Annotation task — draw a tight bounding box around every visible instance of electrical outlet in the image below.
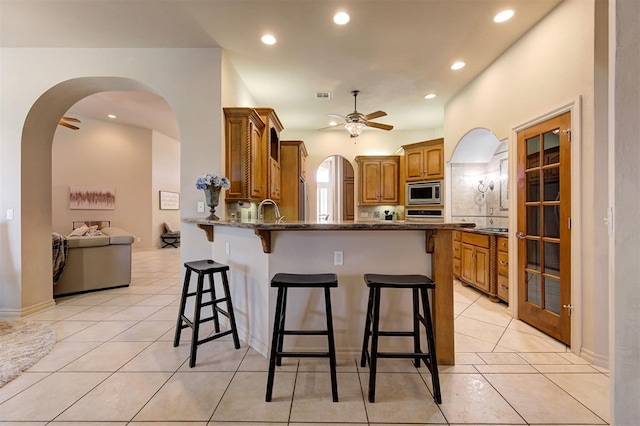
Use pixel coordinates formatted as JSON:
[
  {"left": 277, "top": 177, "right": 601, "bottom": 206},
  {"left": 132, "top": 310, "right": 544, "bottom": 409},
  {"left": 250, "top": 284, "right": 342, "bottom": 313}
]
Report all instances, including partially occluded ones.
[
  {"left": 360, "top": 212, "right": 368, "bottom": 218},
  {"left": 225, "top": 242, "right": 230, "bottom": 255},
  {"left": 197, "top": 201, "right": 205, "bottom": 213},
  {"left": 136, "top": 237, "right": 141, "bottom": 242},
  {"left": 6, "top": 209, "right": 13, "bottom": 220},
  {"left": 333, "top": 251, "right": 343, "bottom": 266}
]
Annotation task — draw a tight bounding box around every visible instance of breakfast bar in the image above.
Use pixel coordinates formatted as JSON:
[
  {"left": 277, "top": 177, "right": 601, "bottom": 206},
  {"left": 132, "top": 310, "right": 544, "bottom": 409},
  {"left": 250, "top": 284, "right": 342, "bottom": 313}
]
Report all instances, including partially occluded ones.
[{"left": 185, "top": 219, "right": 474, "bottom": 365}]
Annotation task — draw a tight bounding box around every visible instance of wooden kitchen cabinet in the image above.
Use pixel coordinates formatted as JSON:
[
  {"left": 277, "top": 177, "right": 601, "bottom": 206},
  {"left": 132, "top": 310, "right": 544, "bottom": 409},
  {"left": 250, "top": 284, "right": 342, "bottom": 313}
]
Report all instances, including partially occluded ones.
[
  {"left": 355, "top": 156, "right": 400, "bottom": 205},
  {"left": 497, "top": 236, "right": 509, "bottom": 302},
  {"left": 403, "top": 138, "right": 444, "bottom": 181},
  {"left": 279, "top": 140, "right": 308, "bottom": 221},
  {"left": 223, "top": 108, "right": 266, "bottom": 201},
  {"left": 255, "top": 108, "right": 284, "bottom": 202},
  {"left": 459, "top": 232, "right": 493, "bottom": 294}
]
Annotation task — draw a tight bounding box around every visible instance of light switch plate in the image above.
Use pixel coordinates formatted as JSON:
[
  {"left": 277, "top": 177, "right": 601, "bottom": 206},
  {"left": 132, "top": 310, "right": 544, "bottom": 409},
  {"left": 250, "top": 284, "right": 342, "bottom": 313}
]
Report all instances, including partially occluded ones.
[
  {"left": 333, "top": 251, "right": 343, "bottom": 266},
  {"left": 197, "top": 201, "right": 205, "bottom": 213}
]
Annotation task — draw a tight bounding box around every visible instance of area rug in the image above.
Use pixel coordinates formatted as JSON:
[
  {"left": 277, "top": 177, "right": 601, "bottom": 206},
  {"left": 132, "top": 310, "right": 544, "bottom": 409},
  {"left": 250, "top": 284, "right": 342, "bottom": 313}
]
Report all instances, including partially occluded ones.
[{"left": 0, "top": 319, "right": 56, "bottom": 387}]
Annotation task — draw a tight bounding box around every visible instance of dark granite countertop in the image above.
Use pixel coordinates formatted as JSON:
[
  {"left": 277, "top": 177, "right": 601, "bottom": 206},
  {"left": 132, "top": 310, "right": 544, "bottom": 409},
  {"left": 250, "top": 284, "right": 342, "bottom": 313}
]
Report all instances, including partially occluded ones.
[
  {"left": 460, "top": 227, "right": 510, "bottom": 236},
  {"left": 184, "top": 218, "right": 476, "bottom": 231}
]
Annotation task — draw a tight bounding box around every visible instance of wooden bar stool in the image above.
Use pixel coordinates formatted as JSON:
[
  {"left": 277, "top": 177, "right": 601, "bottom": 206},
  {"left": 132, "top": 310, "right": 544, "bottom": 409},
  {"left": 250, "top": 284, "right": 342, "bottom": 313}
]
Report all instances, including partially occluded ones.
[
  {"left": 360, "top": 273, "right": 441, "bottom": 404},
  {"left": 265, "top": 273, "right": 339, "bottom": 402},
  {"left": 173, "top": 259, "right": 241, "bottom": 367}
]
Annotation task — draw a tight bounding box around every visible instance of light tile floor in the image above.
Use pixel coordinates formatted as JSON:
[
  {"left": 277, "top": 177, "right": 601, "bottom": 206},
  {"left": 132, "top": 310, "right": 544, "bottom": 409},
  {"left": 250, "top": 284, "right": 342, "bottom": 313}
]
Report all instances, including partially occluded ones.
[{"left": 0, "top": 248, "right": 610, "bottom": 425}]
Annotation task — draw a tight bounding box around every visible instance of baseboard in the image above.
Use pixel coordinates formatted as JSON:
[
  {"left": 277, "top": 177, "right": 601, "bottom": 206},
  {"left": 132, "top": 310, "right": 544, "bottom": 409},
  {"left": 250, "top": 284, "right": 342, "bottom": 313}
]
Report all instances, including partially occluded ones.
[
  {"left": 580, "top": 347, "right": 609, "bottom": 369},
  {"left": 0, "top": 299, "right": 56, "bottom": 318}
]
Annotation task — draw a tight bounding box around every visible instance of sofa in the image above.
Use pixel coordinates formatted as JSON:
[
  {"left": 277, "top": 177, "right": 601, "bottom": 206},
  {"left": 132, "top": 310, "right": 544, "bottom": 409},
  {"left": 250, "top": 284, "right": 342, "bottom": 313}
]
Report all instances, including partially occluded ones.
[{"left": 54, "top": 226, "right": 135, "bottom": 297}]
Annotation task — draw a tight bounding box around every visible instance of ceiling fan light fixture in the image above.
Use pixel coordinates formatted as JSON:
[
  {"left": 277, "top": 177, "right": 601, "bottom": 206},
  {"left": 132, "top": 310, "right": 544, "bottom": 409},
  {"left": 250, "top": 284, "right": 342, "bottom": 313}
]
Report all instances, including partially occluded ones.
[
  {"left": 345, "top": 121, "right": 366, "bottom": 137},
  {"left": 333, "top": 11, "right": 350, "bottom": 25}
]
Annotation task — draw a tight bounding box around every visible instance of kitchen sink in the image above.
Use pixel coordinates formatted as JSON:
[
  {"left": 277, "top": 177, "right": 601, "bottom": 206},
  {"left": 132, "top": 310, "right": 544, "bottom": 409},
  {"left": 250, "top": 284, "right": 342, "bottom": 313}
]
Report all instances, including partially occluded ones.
[{"left": 477, "top": 227, "right": 509, "bottom": 233}]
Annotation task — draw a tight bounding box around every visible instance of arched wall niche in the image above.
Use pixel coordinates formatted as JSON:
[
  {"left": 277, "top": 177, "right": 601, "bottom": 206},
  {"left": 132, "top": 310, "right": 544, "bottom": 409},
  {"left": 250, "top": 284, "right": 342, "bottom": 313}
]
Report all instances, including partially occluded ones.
[
  {"left": 21, "top": 76, "right": 167, "bottom": 310},
  {"left": 450, "top": 127, "right": 501, "bottom": 164}
]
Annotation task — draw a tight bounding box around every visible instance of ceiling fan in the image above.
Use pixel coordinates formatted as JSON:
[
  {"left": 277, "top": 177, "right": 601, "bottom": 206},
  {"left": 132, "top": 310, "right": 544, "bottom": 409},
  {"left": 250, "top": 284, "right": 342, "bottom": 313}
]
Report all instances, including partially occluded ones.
[
  {"left": 324, "top": 90, "right": 394, "bottom": 138},
  {"left": 58, "top": 116, "right": 81, "bottom": 130}
]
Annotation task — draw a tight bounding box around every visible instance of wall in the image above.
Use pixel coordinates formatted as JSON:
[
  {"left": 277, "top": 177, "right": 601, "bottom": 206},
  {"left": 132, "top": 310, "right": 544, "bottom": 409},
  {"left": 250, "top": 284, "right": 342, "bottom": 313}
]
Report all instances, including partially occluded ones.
[
  {"left": 0, "top": 47, "right": 223, "bottom": 315},
  {"left": 444, "top": 0, "right": 608, "bottom": 363},
  {"left": 52, "top": 116, "right": 151, "bottom": 245},
  {"left": 151, "top": 130, "right": 181, "bottom": 248}
]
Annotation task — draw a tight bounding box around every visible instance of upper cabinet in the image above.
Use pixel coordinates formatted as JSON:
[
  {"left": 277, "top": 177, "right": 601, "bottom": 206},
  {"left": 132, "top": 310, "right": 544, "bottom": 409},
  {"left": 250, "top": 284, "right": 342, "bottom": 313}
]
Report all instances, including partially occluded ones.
[
  {"left": 255, "top": 108, "right": 284, "bottom": 202},
  {"left": 355, "top": 156, "right": 400, "bottom": 205},
  {"left": 403, "top": 138, "right": 444, "bottom": 181},
  {"left": 223, "top": 108, "right": 266, "bottom": 202}
]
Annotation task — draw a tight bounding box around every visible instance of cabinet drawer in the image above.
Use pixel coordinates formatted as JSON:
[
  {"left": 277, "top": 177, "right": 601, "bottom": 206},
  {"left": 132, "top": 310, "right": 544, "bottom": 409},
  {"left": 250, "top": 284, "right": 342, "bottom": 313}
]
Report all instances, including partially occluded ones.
[
  {"left": 453, "top": 258, "right": 461, "bottom": 277},
  {"left": 453, "top": 241, "right": 461, "bottom": 259},
  {"left": 498, "top": 236, "right": 509, "bottom": 252},
  {"left": 498, "top": 252, "right": 509, "bottom": 276},
  {"left": 453, "top": 231, "right": 461, "bottom": 241},
  {"left": 461, "top": 232, "right": 490, "bottom": 248},
  {"left": 497, "top": 275, "right": 509, "bottom": 300}
]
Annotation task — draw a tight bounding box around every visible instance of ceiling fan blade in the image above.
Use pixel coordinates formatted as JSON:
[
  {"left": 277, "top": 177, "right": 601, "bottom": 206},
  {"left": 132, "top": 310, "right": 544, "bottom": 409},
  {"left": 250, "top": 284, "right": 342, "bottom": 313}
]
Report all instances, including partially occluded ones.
[
  {"left": 366, "top": 121, "right": 393, "bottom": 131},
  {"left": 58, "top": 121, "right": 79, "bottom": 130},
  {"left": 61, "top": 116, "right": 81, "bottom": 123},
  {"left": 317, "top": 123, "right": 344, "bottom": 131},
  {"left": 363, "top": 110, "right": 387, "bottom": 120},
  {"left": 327, "top": 113, "right": 346, "bottom": 119}
]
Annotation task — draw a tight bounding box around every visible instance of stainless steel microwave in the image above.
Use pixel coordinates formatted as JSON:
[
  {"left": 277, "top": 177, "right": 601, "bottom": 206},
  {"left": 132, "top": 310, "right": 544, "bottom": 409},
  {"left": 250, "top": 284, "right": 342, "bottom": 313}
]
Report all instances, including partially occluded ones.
[{"left": 406, "top": 180, "right": 442, "bottom": 205}]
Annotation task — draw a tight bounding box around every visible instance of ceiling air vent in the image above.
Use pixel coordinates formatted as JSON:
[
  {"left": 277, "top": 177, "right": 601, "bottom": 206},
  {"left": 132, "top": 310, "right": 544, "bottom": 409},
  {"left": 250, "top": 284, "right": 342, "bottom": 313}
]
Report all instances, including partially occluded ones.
[{"left": 315, "top": 92, "right": 331, "bottom": 100}]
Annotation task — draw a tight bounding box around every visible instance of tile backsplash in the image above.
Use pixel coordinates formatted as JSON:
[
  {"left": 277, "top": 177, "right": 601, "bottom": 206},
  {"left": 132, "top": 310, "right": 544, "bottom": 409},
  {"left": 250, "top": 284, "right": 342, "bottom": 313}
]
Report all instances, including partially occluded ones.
[{"left": 450, "top": 143, "right": 509, "bottom": 229}]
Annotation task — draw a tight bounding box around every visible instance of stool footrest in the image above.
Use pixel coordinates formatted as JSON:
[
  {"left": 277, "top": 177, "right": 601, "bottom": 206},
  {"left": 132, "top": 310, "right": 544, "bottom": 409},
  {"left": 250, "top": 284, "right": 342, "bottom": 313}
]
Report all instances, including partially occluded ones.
[
  {"left": 373, "top": 331, "right": 416, "bottom": 337},
  {"left": 376, "top": 351, "right": 432, "bottom": 359},
  {"left": 198, "top": 329, "right": 234, "bottom": 345}
]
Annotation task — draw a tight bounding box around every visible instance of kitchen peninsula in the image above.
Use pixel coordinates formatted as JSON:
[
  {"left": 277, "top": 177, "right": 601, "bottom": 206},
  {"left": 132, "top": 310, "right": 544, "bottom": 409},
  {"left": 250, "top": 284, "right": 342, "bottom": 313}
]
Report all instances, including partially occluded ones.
[{"left": 184, "top": 219, "right": 474, "bottom": 365}]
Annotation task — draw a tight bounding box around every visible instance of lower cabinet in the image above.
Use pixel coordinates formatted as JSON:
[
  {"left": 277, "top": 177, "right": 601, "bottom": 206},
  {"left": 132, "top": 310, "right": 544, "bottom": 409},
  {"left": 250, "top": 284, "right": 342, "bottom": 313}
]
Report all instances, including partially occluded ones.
[
  {"left": 454, "top": 230, "right": 508, "bottom": 303},
  {"left": 497, "top": 236, "right": 509, "bottom": 302}
]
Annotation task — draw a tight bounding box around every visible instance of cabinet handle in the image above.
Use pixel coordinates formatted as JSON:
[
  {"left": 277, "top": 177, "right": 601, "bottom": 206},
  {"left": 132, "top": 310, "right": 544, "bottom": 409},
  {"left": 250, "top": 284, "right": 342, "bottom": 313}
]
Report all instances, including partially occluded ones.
[
  {"left": 499, "top": 260, "right": 508, "bottom": 266},
  {"left": 500, "top": 284, "right": 508, "bottom": 290}
]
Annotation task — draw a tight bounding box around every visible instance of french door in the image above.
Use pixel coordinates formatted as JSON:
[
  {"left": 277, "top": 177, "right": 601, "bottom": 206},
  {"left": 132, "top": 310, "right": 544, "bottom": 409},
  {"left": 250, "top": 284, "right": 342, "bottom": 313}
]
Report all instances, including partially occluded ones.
[{"left": 516, "top": 111, "right": 571, "bottom": 344}]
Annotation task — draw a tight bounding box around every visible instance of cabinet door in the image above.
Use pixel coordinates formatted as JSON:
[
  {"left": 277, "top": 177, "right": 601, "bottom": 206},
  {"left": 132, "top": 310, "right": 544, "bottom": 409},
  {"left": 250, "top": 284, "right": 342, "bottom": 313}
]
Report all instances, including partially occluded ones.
[
  {"left": 474, "top": 246, "right": 491, "bottom": 291},
  {"left": 360, "top": 161, "right": 381, "bottom": 204},
  {"left": 405, "top": 148, "right": 424, "bottom": 181},
  {"left": 424, "top": 145, "right": 444, "bottom": 179},
  {"left": 269, "top": 158, "right": 281, "bottom": 200},
  {"left": 379, "top": 159, "right": 398, "bottom": 203},
  {"left": 249, "top": 122, "right": 265, "bottom": 199},
  {"left": 460, "top": 243, "right": 475, "bottom": 283}
]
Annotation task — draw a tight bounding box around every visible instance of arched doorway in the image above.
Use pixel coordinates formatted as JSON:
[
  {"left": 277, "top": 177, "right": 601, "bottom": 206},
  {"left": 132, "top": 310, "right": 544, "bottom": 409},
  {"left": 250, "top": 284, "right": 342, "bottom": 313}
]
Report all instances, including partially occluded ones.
[
  {"left": 316, "top": 155, "right": 355, "bottom": 222},
  {"left": 21, "top": 77, "right": 177, "bottom": 312}
]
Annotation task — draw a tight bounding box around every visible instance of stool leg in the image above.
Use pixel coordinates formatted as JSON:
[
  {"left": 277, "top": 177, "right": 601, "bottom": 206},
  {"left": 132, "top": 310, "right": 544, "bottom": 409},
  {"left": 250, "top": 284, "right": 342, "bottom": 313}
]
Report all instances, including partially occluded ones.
[
  {"left": 412, "top": 287, "right": 422, "bottom": 368},
  {"left": 360, "top": 286, "right": 374, "bottom": 367},
  {"left": 208, "top": 272, "right": 221, "bottom": 333},
  {"left": 173, "top": 268, "right": 192, "bottom": 347},
  {"left": 275, "top": 286, "right": 288, "bottom": 367},
  {"left": 189, "top": 272, "right": 206, "bottom": 368},
  {"left": 266, "top": 286, "right": 285, "bottom": 402},
  {"left": 324, "top": 286, "right": 339, "bottom": 402},
  {"left": 368, "top": 287, "right": 381, "bottom": 403},
  {"left": 421, "top": 287, "right": 442, "bottom": 404},
  {"left": 221, "top": 270, "right": 241, "bottom": 349}
]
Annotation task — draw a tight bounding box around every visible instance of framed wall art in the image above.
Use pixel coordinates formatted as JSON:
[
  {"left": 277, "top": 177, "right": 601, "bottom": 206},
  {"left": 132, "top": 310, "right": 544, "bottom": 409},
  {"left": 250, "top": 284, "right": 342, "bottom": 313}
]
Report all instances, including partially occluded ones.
[
  {"left": 69, "top": 186, "right": 115, "bottom": 210},
  {"left": 159, "top": 191, "right": 180, "bottom": 210},
  {"left": 499, "top": 158, "right": 509, "bottom": 211}
]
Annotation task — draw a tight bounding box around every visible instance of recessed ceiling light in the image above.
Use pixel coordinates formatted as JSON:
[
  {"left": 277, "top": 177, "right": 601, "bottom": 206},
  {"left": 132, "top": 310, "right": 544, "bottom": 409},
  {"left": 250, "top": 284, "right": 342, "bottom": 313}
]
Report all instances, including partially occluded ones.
[
  {"left": 329, "top": 121, "right": 338, "bottom": 126},
  {"left": 107, "top": 114, "right": 117, "bottom": 119},
  {"left": 261, "top": 34, "right": 276, "bottom": 45},
  {"left": 424, "top": 93, "right": 437, "bottom": 100},
  {"left": 333, "top": 11, "right": 350, "bottom": 25},
  {"left": 493, "top": 9, "right": 515, "bottom": 23},
  {"left": 450, "top": 61, "right": 466, "bottom": 71}
]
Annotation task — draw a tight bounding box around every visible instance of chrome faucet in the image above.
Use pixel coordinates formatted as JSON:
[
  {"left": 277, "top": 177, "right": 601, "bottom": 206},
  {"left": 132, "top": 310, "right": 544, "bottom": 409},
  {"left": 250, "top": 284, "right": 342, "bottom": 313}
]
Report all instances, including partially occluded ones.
[{"left": 257, "top": 199, "right": 285, "bottom": 223}]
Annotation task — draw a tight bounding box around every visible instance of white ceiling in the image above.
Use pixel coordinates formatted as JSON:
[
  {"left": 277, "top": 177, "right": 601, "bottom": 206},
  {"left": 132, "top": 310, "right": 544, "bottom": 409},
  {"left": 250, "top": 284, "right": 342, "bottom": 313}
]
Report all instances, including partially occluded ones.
[{"left": 1, "top": 0, "right": 562, "bottom": 140}]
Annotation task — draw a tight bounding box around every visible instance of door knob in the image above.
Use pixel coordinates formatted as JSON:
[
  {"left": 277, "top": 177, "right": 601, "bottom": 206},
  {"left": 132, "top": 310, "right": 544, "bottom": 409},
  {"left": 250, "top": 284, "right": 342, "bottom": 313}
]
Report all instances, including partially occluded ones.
[{"left": 516, "top": 232, "right": 525, "bottom": 239}]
